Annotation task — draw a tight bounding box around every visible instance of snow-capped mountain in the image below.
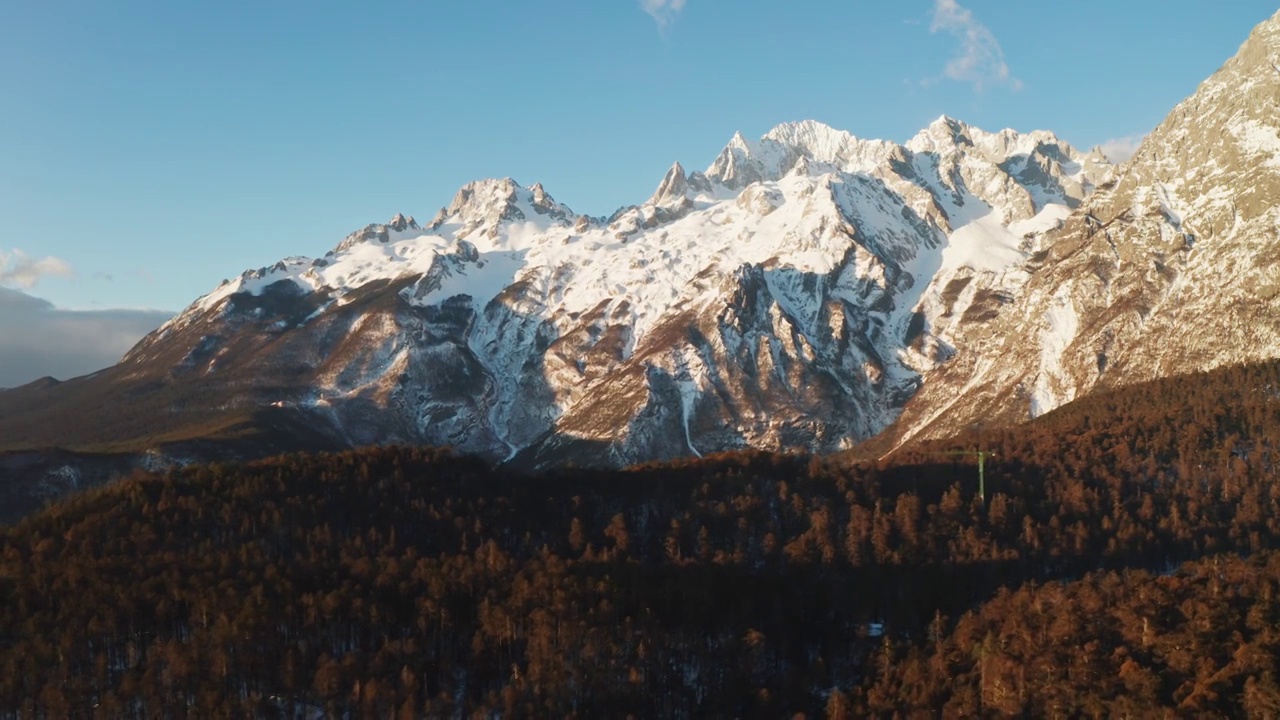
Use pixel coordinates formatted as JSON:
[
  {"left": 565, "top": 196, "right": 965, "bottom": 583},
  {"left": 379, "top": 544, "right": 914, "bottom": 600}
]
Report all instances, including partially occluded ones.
[
  {"left": 11, "top": 10, "right": 1278, "bottom": 473},
  {"left": 879, "top": 8, "right": 1280, "bottom": 451},
  {"left": 105, "top": 112, "right": 1109, "bottom": 467}
]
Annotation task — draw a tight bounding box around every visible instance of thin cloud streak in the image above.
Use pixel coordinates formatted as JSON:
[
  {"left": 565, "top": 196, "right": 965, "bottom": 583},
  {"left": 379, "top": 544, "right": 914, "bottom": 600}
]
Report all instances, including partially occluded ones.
[
  {"left": 929, "top": 0, "right": 1022, "bottom": 92},
  {"left": 641, "top": 0, "right": 687, "bottom": 31}
]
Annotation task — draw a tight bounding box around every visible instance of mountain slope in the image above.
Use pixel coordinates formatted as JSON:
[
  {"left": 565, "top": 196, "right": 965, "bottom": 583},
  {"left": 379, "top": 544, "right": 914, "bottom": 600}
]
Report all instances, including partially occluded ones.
[
  {"left": 0, "top": 116, "right": 1110, "bottom": 467},
  {"left": 880, "top": 8, "right": 1280, "bottom": 450}
]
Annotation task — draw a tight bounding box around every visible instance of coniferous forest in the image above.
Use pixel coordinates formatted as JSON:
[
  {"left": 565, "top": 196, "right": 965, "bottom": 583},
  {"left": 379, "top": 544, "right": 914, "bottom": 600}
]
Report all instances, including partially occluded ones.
[{"left": 7, "top": 361, "right": 1280, "bottom": 716}]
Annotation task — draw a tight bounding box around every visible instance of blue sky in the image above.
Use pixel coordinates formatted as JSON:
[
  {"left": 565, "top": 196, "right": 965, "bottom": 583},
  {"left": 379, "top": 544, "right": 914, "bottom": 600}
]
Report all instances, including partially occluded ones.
[{"left": 2, "top": 0, "right": 1277, "bottom": 314}]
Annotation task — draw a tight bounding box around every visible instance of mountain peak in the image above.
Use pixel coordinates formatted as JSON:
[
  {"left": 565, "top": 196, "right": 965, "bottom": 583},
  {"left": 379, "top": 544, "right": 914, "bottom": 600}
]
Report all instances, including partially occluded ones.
[
  {"left": 907, "top": 115, "right": 975, "bottom": 153},
  {"left": 1085, "top": 146, "right": 1111, "bottom": 163},
  {"left": 425, "top": 177, "right": 578, "bottom": 235},
  {"left": 529, "top": 181, "right": 552, "bottom": 207},
  {"left": 426, "top": 178, "right": 529, "bottom": 235},
  {"left": 764, "top": 119, "right": 845, "bottom": 142},
  {"left": 387, "top": 213, "right": 418, "bottom": 232},
  {"left": 650, "top": 161, "right": 689, "bottom": 206},
  {"left": 331, "top": 212, "right": 421, "bottom": 253},
  {"left": 764, "top": 119, "right": 898, "bottom": 172},
  {"left": 528, "top": 181, "right": 575, "bottom": 222},
  {"left": 706, "top": 120, "right": 903, "bottom": 189},
  {"left": 931, "top": 114, "right": 965, "bottom": 129},
  {"left": 926, "top": 115, "right": 973, "bottom": 138},
  {"left": 705, "top": 132, "right": 763, "bottom": 190}
]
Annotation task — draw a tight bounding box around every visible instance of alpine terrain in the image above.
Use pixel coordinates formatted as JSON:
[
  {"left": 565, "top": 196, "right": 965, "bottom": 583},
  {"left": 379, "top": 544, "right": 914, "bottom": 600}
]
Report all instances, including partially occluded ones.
[
  {"left": 10, "top": 8, "right": 1280, "bottom": 718},
  {"left": 0, "top": 117, "right": 1111, "bottom": 469},
  {"left": 2, "top": 9, "right": 1279, "bottom": 478},
  {"left": 880, "top": 8, "right": 1280, "bottom": 451}
]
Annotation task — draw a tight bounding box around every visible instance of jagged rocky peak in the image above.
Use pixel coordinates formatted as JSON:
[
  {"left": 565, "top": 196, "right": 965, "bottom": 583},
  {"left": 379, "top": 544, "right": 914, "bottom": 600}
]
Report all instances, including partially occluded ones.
[
  {"left": 329, "top": 209, "right": 432, "bottom": 254},
  {"left": 650, "top": 162, "right": 689, "bottom": 206},
  {"left": 610, "top": 159, "right": 719, "bottom": 235},
  {"left": 332, "top": 215, "right": 418, "bottom": 254},
  {"left": 906, "top": 114, "right": 1075, "bottom": 164},
  {"left": 435, "top": 178, "right": 522, "bottom": 223},
  {"left": 906, "top": 114, "right": 1113, "bottom": 216},
  {"left": 764, "top": 119, "right": 858, "bottom": 148},
  {"left": 763, "top": 119, "right": 897, "bottom": 172},
  {"left": 426, "top": 177, "right": 576, "bottom": 236},
  {"left": 136, "top": 103, "right": 1143, "bottom": 468},
  {"left": 705, "top": 120, "right": 902, "bottom": 189},
  {"left": 528, "top": 181, "right": 575, "bottom": 221},
  {"left": 530, "top": 182, "right": 552, "bottom": 207},
  {"left": 905, "top": 115, "right": 973, "bottom": 154},
  {"left": 387, "top": 213, "right": 418, "bottom": 232},
  {"left": 704, "top": 131, "right": 763, "bottom": 190},
  {"left": 1083, "top": 146, "right": 1113, "bottom": 167}
]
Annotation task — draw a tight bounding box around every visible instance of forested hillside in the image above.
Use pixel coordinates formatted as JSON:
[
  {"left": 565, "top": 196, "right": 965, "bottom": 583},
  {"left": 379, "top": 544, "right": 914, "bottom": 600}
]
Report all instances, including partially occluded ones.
[{"left": 5, "top": 360, "right": 1280, "bottom": 717}]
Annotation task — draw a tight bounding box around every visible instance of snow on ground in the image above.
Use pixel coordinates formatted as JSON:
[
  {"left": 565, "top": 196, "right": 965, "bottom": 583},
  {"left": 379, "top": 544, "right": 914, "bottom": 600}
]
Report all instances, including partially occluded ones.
[
  {"left": 677, "top": 376, "right": 703, "bottom": 458},
  {"left": 169, "top": 119, "right": 1107, "bottom": 378},
  {"left": 1009, "top": 203, "right": 1072, "bottom": 237},
  {"left": 1232, "top": 119, "right": 1280, "bottom": 169},
  {"left": 942, "top": 210, "right": 1026, "bottom": 274},
  {"left": 185, "top": 168, "right": 934, "bottom": 351},
  {"left": 1031, "top": 286, "right": 1080, "bottom": 417},
  {"left": 413, "top": 247, "right": 528, "bottom": 308}
]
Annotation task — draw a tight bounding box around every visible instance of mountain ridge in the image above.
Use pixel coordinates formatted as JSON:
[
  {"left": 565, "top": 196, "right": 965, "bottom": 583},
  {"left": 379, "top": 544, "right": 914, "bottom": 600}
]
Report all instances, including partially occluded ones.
[
  {"left": 1, "top": 113, "right": 1107, "bottom": 472},
  {"left": 5, "top": 9, "right": 1280, "bottom": 485}
]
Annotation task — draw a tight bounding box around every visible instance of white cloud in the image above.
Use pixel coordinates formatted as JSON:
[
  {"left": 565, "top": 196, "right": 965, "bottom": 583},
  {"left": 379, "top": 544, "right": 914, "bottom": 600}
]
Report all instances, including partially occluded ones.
[
  {"left": 1098, "top": 134, "right": 1146, "bottom": 163},
  {"left": 929, "top": 0, "right": 1022, "bottom": 92},
  {"left": 0, "top": 287, "right": 171, "bottom": 387},
  {"left": 0, "top": 249, "right": 74, "bottom": 288},
  {"left": 641, "top": 0, "right": 686, "bottom": 31}
]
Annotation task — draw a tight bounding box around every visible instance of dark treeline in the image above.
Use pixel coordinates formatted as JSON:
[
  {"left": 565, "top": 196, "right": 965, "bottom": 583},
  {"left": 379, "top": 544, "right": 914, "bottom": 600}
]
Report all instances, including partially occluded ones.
[{"left": 5, "top": 360, "right": 1280, "bottom": 717}]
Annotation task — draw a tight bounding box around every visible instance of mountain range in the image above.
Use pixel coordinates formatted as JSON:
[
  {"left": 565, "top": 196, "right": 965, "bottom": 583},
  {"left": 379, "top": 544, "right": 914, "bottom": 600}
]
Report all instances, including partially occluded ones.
[{"left": 2, "top": 9, "right": 1279, "bottom": 513}]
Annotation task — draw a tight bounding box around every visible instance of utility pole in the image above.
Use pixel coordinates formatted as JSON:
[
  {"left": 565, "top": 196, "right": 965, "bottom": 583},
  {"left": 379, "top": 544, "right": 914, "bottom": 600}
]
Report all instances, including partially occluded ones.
[{"left": 930, "top": 450, "right": 996, "bottom": 505}]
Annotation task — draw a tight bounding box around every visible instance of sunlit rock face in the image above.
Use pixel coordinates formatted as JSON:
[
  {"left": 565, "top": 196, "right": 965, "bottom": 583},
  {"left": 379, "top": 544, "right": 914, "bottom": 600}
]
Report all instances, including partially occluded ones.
[{"left": 881, "top": 9, "right": 1280, "bottom": 450}]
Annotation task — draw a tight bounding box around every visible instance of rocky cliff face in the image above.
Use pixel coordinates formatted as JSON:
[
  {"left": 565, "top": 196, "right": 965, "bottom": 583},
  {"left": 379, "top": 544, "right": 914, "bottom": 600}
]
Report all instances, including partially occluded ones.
[{"left": 880, "top": 9, "right": 1280, "bottom": 451}]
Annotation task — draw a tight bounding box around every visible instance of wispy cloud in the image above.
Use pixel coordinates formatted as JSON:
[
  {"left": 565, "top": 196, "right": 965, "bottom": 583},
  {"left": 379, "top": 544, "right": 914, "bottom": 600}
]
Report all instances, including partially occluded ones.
[
  {"left": 929, "top": 0, "right": 1022, "bottom": 92},
  {"left": 1098, "top": 134, "right": 1146, "bottom": 163},
  {"left": 0, "top": 249, "right": 74, "bottom": 289},
  {"left": 0, "top": 287, "right": 171, "bottom": 387},
  {"left": 641, "top": 0, "right": 686, "bottom": 31}
]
